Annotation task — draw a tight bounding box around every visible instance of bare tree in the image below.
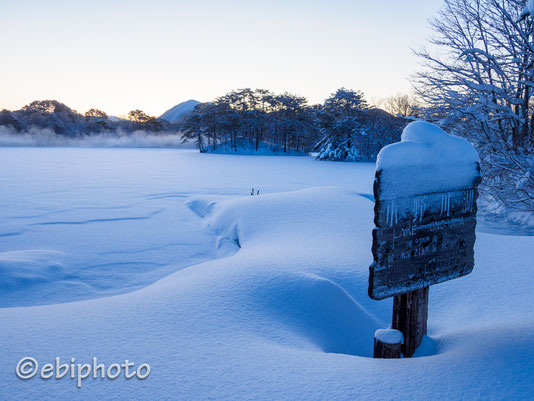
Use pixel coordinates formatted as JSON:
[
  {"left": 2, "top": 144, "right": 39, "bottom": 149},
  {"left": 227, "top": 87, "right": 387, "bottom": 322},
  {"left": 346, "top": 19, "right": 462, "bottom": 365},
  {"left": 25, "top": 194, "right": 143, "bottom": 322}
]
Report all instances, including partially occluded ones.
[
  {"left": 382, "top": 93, "right": 420, "bottom": 117},
  {"left": 414, "top": 0, "right": 534, "bottom": 150},
  {"left": 414, "top": 0, "right": 534, "bottom": 213}
]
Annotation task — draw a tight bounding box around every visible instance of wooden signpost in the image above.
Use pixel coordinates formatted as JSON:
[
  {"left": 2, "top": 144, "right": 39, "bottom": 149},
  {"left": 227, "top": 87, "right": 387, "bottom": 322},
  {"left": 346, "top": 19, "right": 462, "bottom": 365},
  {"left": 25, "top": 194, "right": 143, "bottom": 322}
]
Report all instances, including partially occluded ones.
[{"left": 370, "top": 165, "right": 481, "bottom": 358}]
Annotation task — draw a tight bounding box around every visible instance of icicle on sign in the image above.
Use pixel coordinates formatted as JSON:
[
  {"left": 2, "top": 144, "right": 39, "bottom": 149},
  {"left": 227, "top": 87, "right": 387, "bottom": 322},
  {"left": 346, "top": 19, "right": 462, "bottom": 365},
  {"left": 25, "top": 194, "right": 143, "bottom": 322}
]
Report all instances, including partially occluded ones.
[{"left": 369, "top": 121, "right": 482, "bottom": 300}]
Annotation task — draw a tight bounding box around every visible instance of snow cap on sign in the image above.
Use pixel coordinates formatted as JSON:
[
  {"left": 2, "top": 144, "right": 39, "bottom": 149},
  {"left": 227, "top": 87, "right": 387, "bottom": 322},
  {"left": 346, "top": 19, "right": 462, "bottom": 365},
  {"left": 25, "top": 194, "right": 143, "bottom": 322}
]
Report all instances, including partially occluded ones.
[{"left": 376, "top": 121, "right": 480, "bottom": 200}]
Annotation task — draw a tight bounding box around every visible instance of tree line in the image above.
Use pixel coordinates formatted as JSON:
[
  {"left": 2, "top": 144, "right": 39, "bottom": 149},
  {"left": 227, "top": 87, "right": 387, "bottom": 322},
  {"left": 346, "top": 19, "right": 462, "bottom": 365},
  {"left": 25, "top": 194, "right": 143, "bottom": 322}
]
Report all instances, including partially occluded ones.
[
  {"left": 180, "top": 88, "right": 408, "bottom": 159},
  {"left": 0, "top": 100, "right": 176, "bottom": 136},
  {"left": 0, "top": 92, "right": 409, "bottom": 161}
]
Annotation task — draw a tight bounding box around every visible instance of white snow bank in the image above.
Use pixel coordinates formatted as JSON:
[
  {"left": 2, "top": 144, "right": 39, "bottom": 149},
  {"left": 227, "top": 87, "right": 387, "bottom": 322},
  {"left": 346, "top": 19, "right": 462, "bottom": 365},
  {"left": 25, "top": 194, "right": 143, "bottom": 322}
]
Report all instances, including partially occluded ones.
[
  {"left": 2, "top": 184, "right": 533, "bottom": 400},
  {"left": 0, "top": 148, "right": 375, "bottom": 307},
  {"left": 192, "top": 187, "right": 382, "bottom": 356},
  {"left": 376, "top": 121, "right": 480, "bottom": 199},
  {"left": 1, "top": 149, "right": 533, "bottom": 400},
  {"left": 375, "top": 328, "right": 403, "bottom": 344}
]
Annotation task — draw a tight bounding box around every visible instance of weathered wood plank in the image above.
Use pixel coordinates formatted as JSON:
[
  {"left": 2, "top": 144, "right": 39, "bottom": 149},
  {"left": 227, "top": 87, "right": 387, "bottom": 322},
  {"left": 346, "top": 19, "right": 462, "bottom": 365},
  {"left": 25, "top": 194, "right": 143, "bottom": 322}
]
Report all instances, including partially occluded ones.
[{"left": 369, "top": 169, "right": 481, "bottom": 300}]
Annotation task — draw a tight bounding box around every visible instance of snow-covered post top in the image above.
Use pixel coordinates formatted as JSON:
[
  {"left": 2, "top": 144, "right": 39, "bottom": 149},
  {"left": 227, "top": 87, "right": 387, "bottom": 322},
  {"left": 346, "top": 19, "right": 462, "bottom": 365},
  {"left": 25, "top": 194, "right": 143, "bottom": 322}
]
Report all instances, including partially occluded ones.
[{"left": 376, "top": 121, "right": 480, "bottom": 201}]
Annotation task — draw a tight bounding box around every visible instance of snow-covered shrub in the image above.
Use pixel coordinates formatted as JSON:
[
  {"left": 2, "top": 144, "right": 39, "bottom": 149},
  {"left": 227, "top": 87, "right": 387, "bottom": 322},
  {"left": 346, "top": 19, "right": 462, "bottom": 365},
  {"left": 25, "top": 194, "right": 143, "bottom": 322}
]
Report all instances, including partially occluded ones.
[
  {"left": 315, "top": 117, "right": 364, "bottom": 161},
  {"left": 482, "top": 151, "right": 534, "bottom": 213}
]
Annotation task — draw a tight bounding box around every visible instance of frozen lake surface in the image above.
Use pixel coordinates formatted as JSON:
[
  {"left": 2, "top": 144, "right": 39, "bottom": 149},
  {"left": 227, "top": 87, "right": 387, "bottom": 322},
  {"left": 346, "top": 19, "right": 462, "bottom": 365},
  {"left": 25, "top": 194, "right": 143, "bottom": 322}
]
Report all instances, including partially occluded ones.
[{"left": 0, "top": 148, "right": 375, "bottom": 307}]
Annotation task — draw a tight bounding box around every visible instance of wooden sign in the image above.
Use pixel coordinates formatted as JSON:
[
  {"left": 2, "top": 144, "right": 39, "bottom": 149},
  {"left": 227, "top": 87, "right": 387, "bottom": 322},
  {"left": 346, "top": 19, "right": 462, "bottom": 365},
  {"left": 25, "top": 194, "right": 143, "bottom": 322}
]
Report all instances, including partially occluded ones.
[
  {"left": 369, "top": 168, "right": 481, "bottom": 300},
  {"left": 368, "top": 122, "right": 482, "bottom": 358}
]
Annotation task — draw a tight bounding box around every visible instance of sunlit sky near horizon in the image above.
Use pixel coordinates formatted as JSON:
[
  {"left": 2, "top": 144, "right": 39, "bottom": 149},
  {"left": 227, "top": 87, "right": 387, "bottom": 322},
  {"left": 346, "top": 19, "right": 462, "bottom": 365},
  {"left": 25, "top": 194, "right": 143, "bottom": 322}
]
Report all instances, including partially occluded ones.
[{"left": 1, "top": 0, "right": 444, "bottom": 117}]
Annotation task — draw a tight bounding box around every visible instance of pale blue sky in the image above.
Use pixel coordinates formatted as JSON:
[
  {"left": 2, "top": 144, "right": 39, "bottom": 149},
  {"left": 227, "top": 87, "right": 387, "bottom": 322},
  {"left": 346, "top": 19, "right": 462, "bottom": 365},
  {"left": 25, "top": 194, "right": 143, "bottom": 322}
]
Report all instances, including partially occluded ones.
[{"left": 0, "top": 0, "right": 443, "bottom": 116}]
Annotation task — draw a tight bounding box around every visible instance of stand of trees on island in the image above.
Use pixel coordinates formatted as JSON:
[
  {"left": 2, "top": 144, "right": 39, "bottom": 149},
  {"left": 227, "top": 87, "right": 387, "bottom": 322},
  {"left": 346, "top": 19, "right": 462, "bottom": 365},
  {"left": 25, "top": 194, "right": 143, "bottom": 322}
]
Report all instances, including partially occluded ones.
[{"left": 180, "top": 88, "right": 409, "bottom": 160}]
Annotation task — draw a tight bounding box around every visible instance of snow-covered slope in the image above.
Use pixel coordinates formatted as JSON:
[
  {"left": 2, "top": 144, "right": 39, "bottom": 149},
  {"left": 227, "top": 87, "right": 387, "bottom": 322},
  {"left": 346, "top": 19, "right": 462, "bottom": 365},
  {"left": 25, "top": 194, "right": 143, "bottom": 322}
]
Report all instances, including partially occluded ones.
[
  {"left": 0, "top": 148, "right": 373, "bottom": 307},
  {"left": 159, "top": 99, "right": 200, "bottom": 122},
  {"left": 0, "top": 148, "right": 532, "bottom": 400}
]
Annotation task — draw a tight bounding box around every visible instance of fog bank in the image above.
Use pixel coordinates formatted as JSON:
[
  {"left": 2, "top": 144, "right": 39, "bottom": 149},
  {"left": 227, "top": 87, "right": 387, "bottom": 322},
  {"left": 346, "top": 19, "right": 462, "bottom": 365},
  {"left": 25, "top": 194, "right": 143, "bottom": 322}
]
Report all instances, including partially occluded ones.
[{"left": 0, "top": 126, "right": 194, "bottom": 149}]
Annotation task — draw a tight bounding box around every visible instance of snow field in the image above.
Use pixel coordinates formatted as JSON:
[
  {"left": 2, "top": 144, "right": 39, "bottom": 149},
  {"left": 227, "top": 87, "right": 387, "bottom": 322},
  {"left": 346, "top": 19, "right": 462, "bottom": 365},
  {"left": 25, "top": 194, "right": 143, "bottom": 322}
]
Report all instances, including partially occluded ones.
[{"left": 0, "top": 148, "right": 532, "bottom": 400}]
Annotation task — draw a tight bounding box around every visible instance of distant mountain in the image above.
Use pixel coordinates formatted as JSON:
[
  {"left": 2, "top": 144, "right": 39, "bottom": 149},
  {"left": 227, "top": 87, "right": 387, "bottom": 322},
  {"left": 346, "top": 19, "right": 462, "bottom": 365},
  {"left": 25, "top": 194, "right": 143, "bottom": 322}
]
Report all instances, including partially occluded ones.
[
  {"left": 107, "top": 115, "right": 126, "bottom": 122},
  {"left": 159, "top": 99, "right": 201, "bottom": 122}
]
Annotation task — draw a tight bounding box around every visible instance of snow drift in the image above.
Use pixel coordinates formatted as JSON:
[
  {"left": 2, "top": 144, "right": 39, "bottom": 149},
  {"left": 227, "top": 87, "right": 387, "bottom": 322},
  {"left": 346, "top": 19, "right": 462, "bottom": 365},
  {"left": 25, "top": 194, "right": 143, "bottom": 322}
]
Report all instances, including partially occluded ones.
[{"left": 0, "top": 148, "right": 532, "bottom": 400}]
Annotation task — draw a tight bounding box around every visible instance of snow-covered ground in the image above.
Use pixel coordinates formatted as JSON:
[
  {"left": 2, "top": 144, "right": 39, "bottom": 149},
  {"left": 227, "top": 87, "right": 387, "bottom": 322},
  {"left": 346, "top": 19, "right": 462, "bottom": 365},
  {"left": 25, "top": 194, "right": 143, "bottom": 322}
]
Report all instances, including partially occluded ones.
[{"left": 0, "top": 148, "right": 532, "bottom": 400}]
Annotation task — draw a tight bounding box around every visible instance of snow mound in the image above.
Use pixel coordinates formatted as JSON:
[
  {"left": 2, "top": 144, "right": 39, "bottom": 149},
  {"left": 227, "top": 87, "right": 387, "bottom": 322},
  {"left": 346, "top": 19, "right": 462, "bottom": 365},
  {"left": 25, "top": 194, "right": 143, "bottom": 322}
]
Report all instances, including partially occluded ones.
[
  {"left": 0, "top": 250, "right": 67, "bottom": 288},
  {"left": 185, "top": 187, "right": 383, "bottom": 356},
  {"left": 252, "top": 271, "right": 380, "bottom": 356},
  {"left": 376, "top": 121, "right": 480, "bottom": 199},
  {"left": 187, "top": 197, "right": 217, "bottom": 218}
]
